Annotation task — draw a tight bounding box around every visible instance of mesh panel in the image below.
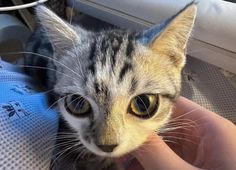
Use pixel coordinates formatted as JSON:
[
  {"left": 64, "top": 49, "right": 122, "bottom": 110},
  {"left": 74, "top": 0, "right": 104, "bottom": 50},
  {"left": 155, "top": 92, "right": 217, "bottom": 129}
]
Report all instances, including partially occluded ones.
[{"left": 181, "top": 56, "right": 236, "bottom": 123}]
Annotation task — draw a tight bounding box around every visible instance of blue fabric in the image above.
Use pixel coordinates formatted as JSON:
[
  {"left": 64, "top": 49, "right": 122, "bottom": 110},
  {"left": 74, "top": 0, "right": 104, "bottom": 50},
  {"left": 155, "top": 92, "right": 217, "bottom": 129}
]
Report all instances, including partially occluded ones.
[{"left": 0, "top": 58, "right": 59, "bottom": 170}]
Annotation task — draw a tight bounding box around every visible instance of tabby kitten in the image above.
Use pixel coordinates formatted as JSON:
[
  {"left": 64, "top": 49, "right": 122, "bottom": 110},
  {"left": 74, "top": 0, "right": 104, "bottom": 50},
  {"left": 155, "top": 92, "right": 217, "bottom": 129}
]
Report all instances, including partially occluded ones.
[{"left": 24, "top": 2, "right": 197, "bottom": 169}]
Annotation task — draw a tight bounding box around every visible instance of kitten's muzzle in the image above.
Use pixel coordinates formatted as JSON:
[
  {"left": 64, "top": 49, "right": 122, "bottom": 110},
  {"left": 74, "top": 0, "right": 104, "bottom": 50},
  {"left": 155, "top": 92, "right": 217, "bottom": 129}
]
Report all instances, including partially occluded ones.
[{"left": 97, "top": 144, "right": 118, "bottom": 153}]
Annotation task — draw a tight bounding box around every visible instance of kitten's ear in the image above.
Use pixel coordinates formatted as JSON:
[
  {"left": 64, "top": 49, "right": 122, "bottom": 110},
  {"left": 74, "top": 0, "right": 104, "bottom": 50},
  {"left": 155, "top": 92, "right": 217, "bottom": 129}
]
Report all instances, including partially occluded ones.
[
  {"left": 35, "top": 5, "right": 80, "bottom": 54},
  {"left": 138, "top": 2, "right": 197, "bottom": 67}
]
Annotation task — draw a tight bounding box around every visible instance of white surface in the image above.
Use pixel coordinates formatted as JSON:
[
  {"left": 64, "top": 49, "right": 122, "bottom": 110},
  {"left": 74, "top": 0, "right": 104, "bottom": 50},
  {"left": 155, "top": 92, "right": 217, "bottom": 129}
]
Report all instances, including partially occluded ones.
[
  {"left": 0, "top": 0, "right": 48, "bottom": 11},
  {"left": 87, "top": 0, "right": 236, "bottom": 54}
]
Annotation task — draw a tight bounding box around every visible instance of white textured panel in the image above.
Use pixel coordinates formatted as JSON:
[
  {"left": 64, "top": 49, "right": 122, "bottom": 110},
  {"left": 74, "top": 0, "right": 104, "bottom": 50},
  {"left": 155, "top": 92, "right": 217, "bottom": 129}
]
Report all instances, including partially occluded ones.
[{"left": 85, "top": 0, "right": 236, "bottom": 53}]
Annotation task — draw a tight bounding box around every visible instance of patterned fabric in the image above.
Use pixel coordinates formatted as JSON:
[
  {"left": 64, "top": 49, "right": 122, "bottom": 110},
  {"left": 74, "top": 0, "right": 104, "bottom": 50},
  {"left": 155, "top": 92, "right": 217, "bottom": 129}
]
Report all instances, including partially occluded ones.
[{"left": 0, "top": 58, "right": 58, "bottom": 170}]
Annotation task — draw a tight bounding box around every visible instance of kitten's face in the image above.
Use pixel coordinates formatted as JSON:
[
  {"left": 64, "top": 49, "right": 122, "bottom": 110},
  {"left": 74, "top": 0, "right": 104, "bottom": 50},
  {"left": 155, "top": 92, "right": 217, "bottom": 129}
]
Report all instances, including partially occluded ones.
[
  {"left": 55, "top": 33, "right": 178, "bottom": 157},
  {"left": 36, "top": 4, "right": 196, "bottom": 157}
]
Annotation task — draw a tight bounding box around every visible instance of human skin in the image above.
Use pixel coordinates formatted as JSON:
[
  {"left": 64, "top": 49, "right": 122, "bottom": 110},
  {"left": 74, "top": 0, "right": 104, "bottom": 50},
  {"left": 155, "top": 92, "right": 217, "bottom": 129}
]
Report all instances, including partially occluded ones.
[{"left": 119, "top": 96, "right": 236, "bottom": 170}]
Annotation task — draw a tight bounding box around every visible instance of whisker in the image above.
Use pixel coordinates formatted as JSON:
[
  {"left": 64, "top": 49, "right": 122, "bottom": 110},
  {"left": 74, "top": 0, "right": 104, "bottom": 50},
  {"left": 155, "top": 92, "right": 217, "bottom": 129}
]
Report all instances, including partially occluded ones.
[
  {"left": 56, "top": 132, "right": 79, "bottom": 135},
  {"left": 161, "top": 135, "right": 198, "bottom": 145},
  {"left": 73, "top": 97, "right": 84, "bottom": 112},
  {"left": 170, "top": 108, "right": 200, "bottom": 121},
  {"left": 163, "top": 122, "right": 199, "bottom": 130},
  {"left": 42, "top": 143, "right": 76, "bottom": 167},
  {"left": 73, "top": 147, "right": 90, "bottom": 170},
  {"left": 159, "top": 125, "right": 197, "bottom": 133},
  {"left": 69, "top": 0, "right": 75, "bottom": 24},
  {"left": 17, "top": 64, "right": 77, "bottom": 81},
  {"left": 1, "top": 51, "right": 85, "bottom": 80},
  {"left": 50, "top": 143, "right": 81, "bottom": 169},
  {"left": 33, "top": 133, "right": 78, "bottom": 145},
  {"left": 136, "top": 95, "right": 150, "bottom": 118},
  {"left": 162, "top": 139, "right": 181, "bottom": 146},
  {"left": 41, "top": 140, "right": 80, "bottom": 154},
  {"left": 31, "top": 134, "right": 68, "bottom": 145},
  {"left": 44, "top": 91, "right": 79, "bottom": 112},
  {"left": 159, "top": 130, "right": 200, "bottom": 138},
  {"left": 167, "top": 118, "right": 201, "bottom": 128},
  {"left": 65, "top": 95, "right": 85, "bottom": 113},
  {"left": 79, "top": 147, "right": 90, "bottom": 159},
  {"left": 162, "top": 116, "right": 206, "bottom": 134},
  {"left": 39, "top": 85, "right": 80, "bottom": 95},
  {"left": 64, "top": 3, "right": 87, "bottom": 80},
  {"left": 44, "top": 96, "right": 67, "bottom": 112}
]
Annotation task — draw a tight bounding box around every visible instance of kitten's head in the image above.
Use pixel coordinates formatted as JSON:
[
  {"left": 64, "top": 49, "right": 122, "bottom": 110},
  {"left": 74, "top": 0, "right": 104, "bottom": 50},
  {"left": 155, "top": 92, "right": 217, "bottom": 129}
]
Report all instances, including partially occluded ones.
[{"left": 36, "top": 3, "right": 197, "bottom": 157}]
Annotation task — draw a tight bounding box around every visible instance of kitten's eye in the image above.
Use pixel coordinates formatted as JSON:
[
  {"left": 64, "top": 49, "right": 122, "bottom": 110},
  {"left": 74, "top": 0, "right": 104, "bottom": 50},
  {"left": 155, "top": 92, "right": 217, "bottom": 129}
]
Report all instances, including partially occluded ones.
[
  {"left": 129, "top": 94, "right": 159, "bottom": 119},
  {"left": 65, "top": 94, "right": 91, "bottom": 116}
]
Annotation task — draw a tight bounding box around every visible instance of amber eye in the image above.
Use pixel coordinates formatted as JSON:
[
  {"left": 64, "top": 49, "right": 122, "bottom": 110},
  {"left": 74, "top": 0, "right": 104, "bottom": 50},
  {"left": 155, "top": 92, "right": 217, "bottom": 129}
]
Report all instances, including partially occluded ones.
[
  {"left": 65, "top": 94, "right": 91, "bottom": 116},
  {"left": 129, "top": 94, "right": 159, "bottom": 118}
]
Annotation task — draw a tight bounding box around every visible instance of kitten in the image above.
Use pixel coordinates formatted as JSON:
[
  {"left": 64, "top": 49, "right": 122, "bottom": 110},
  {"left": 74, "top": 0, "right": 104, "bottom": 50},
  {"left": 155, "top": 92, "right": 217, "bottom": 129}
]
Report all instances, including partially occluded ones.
[{"left": 24, "top": 2, "right": 197, "bottom": 169}]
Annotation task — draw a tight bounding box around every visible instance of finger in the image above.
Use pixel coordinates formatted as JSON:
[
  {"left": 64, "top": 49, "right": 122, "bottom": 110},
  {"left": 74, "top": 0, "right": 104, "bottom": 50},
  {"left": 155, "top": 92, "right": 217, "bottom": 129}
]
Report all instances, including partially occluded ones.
[
  {"left": 172, "top": 96, "right": 203, "bottom": 119},
  {"left": 132, "top": 134, "right": 199, "bottom": 170},
  {"left": 173, "top": 96, "right": 221, "bottom": 121}
]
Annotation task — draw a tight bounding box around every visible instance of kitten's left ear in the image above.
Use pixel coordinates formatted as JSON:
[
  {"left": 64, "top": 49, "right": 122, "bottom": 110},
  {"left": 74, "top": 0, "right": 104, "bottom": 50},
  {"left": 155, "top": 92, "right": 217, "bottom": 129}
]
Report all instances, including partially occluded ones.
[
  {"left": 138, "top": 2, "right": 197, "bottom": 67},
  {"left": 35, "top": 5, "right": 83, "bottom": 55}
]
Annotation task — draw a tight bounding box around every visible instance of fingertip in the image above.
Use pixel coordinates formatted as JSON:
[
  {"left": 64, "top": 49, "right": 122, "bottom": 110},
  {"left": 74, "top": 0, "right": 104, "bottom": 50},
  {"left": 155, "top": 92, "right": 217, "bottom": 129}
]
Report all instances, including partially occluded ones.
[{"left": 131, "top": 134, "right": 193, "bottom": 170}]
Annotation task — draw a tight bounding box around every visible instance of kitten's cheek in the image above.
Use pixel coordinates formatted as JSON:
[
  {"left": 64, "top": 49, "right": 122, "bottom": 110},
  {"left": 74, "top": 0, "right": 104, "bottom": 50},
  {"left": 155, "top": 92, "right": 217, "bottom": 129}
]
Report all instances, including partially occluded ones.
[{"left": 113, "top": 134, "right": 150, "bottom": 157}]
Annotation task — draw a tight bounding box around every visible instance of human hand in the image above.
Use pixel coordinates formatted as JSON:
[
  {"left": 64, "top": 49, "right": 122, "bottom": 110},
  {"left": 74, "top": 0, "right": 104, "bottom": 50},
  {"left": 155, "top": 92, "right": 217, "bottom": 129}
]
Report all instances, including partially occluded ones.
[{"left": 119, "top": 97, "right": 236, "bottom": 170}]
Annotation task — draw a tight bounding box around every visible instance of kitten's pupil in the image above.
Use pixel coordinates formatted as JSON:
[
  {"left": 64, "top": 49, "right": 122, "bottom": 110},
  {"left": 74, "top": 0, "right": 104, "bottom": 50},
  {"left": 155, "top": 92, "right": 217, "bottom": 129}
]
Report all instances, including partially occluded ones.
[
  {"left": 135, "top": 95, "right": 150, "bottom": 112},
  {"left": 129, "top": 94, "right": 159, "bottom": 118},
  {"left": 79, "top": 100, "right": 85, "bottom": 109},
  {"left": 71, "top": 95, "right": 80, "bottom": 105},
  {"left": 71, "top": 95, "right": 83, "bottom": 109}
]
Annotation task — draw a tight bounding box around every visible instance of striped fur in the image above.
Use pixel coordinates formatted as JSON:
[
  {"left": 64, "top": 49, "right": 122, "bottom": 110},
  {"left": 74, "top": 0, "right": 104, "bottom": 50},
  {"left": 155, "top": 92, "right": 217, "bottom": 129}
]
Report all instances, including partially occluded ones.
[{"left": 24, "top": 3, "right": 197, "bottom": 169}]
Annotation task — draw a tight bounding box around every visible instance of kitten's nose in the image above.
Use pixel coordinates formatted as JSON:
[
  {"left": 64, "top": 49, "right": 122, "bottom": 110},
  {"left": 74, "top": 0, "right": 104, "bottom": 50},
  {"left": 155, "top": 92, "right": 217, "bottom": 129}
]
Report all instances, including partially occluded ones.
[{"left": 98, "top": 144, "right": 118, "bottom": 153}]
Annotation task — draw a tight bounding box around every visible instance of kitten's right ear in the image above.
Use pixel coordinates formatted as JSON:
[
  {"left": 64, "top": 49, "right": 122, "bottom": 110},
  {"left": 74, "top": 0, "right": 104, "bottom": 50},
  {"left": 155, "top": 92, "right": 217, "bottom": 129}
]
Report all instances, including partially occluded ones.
[
  {"left": 137, "top": 2, "right": 197, "bottom": 68},
  {"left": 35, "top": 5, "right": 82, "bottom": 55}
]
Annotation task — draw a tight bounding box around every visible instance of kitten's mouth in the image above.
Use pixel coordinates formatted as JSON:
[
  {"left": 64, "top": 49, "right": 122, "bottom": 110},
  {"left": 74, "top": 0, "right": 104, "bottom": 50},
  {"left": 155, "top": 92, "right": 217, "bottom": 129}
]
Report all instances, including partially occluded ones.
[
  {"left": 91, "top": 144, "right": 120, "bottom": 157},
  {"left": 80, "top": 137, "right": 125, "bottom": 157}
]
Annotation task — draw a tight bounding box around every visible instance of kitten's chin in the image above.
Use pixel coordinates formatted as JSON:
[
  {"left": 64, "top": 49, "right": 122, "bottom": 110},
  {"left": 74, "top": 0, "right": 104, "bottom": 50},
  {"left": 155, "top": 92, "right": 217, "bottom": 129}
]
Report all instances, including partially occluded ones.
[
  {"left": 81, "top": 143, "right": 127, "bottom": 158},
  {"left": 89, "top": 149, "right": 130, "bottom": 158}
]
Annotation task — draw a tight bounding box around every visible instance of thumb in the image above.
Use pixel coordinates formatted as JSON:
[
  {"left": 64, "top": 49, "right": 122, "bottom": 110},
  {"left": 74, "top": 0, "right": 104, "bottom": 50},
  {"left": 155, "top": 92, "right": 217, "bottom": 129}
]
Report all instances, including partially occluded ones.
[{"left": 132, "top": 134, "right": 199, "bottom": 170}]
